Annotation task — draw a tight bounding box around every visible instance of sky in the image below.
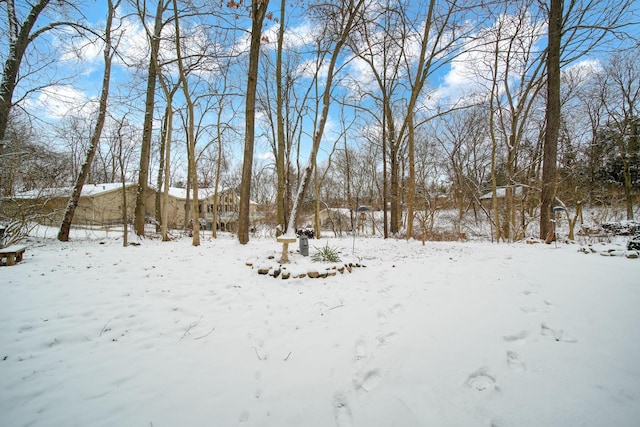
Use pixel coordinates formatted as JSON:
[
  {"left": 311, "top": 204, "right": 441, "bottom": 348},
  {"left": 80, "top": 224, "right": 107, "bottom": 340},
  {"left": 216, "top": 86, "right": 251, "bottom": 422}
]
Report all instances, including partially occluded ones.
[{"left": 7, "top": 0, "right": 637, "bottom": 182}]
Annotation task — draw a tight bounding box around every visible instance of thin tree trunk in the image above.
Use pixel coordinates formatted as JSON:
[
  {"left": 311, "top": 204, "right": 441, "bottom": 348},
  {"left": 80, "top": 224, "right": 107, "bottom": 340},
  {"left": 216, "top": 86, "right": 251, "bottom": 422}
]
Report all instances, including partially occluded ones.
[
  {"left": 155, "top": 108, "right": 169, "bottom": 233},
  {"left": 406, "top": 113, "right": 416, "bottom": 239},
  {"left": 275, "top": 0, "right": 286, "bottom": 235},
  {"left": 58, "top": 0, "right": 117, "bottom": 241},
  {"left": 172, "top": 0, "right": 199, "bottom": 246},
  {"left": 118, "top": 143, "right": 129, "bottom": 247},
  {"left": 161, "top": 103, "right": 172, "bottom": 241},
  {"left": 212, "top": 100, "right": 225, "bottom": 238}
]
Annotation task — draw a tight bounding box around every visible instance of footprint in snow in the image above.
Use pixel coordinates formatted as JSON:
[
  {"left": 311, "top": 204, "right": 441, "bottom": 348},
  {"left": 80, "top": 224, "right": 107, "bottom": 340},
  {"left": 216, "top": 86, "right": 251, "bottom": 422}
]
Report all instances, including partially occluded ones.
[
  {"left": 238, "top": 411, "right": 250, "bottom": 423},
  {"left": 506, "top": 351, "right": 525, "bottom": 372},
  {"left": 355, "top": 370, "right": 381, "bottom": 394},
  {"left": 333, "top": 393, "right": 353, "bottom": 427},
  {"left": 541, "top": 323, "right": 577, "bottom": 343},
  {"left": 389, "top": 303, "right": 403, "bottom": 314},
  {"left": 466, "top": 368, "right": 498, "bottom": 392},
  {"left": 377, "top": 311, "right": 388, "bottom": 326},
  {"left": 503, "top": 330, "right": 528, "bottom": 344},
  {"left": 376, "top": 332, "right": 397, "bottom": 347},
  {"left": 354, "top": 339, "right": 367, "bottom": 361}
]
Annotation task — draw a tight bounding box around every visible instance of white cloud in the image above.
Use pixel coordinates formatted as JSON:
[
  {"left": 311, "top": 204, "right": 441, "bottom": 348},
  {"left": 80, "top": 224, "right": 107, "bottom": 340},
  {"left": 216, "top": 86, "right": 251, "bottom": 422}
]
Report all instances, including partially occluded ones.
[
  {"left": 562, "top": 58, "right": 602, "bottom": 81},
  {"left": 256, "top": 151, "right": 274, "bottom": 161},
  {"left": 434, "top": 11, "right": 546, "bottom": 107},
  {"left": 30, "top": 85, "right": 93, "bottom": 120},
  {"left": 262, "top": 21, "right": 319, "bottom": 51}
]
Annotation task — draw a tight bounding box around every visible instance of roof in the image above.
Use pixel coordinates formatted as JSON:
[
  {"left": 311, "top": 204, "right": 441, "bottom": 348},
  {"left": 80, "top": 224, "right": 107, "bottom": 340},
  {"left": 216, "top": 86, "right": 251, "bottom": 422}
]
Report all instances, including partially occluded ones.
[
  {"left": 165, "top": 187, "right": 217, "bottom": 200},
  {"left": 479, "top": 186, "right": 524, "bottom": 200},
  {"left": 11, "top": 183, "right": 137, "bottom": 200},
  {"left": 162, "top": 187, "right": 258, "bottom": 204}
]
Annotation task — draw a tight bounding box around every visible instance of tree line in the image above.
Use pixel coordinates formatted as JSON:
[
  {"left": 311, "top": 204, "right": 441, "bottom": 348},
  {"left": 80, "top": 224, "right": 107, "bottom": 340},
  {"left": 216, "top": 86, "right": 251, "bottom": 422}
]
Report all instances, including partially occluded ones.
[{"left": 0, "top": 0, "right": 638, "bottom": 245}]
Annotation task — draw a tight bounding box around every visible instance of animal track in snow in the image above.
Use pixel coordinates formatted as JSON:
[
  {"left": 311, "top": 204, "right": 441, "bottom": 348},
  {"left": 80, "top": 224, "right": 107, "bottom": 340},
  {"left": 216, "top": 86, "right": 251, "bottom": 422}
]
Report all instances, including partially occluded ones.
[
  {"left": 541, "top": 323, "right": 577, "bottom": 343},
  {"left": 254, "top": 371, "right": 262, "bottom": 399},
  {"left": 377, "top": 311, "right": 388, "bottom": 326},
  {"left": 466, "top": 368, "right": 498, "bottom": 392},
  {"left": 503, "top": 330, "right": 528, "bottom": 343},
  {"left": 389, "top": 303, "right": 403, "bottom": 314},
  {"left": 333, "top": 393, "right": 353, "bottom": 427},
  {"left": 238, "top": 411, "right": 250, "bottom": 423},
  {"left": 355, "top": 370, "right": 381, "bottom": 393},
  {"left": 376, "top": 332, "right": 397, "bottom": 347},
  {"left": 506, "top": 351, "right": 525, "bottom": 372}
]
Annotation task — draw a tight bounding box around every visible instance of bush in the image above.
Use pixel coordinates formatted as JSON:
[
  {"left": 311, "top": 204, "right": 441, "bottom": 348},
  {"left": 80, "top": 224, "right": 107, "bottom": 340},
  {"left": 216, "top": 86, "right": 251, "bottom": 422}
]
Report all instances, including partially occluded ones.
[{"left": 311, "top": 243, "right": 341, "bottom": 263}]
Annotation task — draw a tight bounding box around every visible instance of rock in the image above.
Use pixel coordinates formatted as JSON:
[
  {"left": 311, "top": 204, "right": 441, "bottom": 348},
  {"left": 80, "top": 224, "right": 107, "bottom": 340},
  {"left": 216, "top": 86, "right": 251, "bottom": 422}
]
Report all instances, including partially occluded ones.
[
  {"left": 625, "top": 250, "right": 639, "bottom": 259},
  {"left": 281, "top": 270, "right": 290, "bottom": 279},
  {"left": 628, "top": 238, "right": 640, "bottom": 251},
  {"left": 337, "top": 266, "right": 345, "bottom": 274},
  {"left": 297, "top": 273, "right": 307, "bottom": 279},
  {"left": 327, "top": 270, "right": 337, "bottom": 277},
  {"left": 271, "top": 268, "right": 281, "bottom": 278},
  {"left": 308, "top": 271, "right": 319, "bottom": 279},
  {"left": 258, "top": 268, "right": 270, "bottom": 275}
]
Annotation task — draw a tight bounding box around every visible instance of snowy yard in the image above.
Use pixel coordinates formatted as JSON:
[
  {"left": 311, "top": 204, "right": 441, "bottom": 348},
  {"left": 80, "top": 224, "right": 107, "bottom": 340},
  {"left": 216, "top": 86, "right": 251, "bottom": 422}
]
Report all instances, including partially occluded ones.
[{"left": 1, "top": 233, "right": 639, "bottom": 427}]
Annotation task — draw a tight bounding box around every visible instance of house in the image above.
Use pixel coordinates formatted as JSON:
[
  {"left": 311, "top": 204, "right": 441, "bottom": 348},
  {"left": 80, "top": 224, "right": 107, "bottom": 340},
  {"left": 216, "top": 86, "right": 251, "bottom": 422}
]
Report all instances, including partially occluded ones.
[
  {"left": 162, "top": 187, "right": 216, "bottom": 230},
  {"left": 162, "top": 186, "right": 259, "bottom": 232},
  {"left": 2, "top": 183, "right": 155, "bottom": 227},
  {"left": 2, "top": 183, "right": 261, "bottom": 232},
  {"left": 479, "top": 185, "right": 524, "bottom": 203}
]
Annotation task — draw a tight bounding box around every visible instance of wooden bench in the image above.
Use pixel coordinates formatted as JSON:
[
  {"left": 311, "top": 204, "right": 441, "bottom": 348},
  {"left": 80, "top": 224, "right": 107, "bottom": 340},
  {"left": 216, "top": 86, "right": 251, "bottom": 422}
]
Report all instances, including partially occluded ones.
[{"left": 0, "top": 244, "right": 27, "bottom": 266}]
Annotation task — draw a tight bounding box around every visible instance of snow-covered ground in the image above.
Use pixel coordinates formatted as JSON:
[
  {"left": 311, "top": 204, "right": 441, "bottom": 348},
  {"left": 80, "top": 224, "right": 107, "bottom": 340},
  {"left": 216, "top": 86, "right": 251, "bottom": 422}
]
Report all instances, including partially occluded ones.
[{"left": 1, "top": 230, "right": 639, "bottom": 427}]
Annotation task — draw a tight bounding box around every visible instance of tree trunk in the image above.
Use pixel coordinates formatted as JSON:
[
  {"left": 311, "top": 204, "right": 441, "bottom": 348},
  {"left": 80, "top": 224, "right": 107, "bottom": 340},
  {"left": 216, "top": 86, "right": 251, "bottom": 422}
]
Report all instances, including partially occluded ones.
[
  {"left": 275, "top": 0, "right": 286, "bottom": 235},
  {"left": 238, "top": 0, "right": 270, "bottom": 244},
  {"left": 171, "top": 0, "right": 199, "bottom": 246},
  {"left": 155, "top": 107, "right": 169, "bottom": 233},
  {"left": 406, "top": 113, "right": 416, "bottom": 239},
  {"left": 134, "top": 0, "right": 165, "bottom": 237},
  {"left": 161, "top": 109, "right": 172, "bottom": 241},
  {"left": 58, "top": 0, "right": 116, "bottom": 241},
  {"left": 540, "top": 0, "right": 563, "bottom": 241}
]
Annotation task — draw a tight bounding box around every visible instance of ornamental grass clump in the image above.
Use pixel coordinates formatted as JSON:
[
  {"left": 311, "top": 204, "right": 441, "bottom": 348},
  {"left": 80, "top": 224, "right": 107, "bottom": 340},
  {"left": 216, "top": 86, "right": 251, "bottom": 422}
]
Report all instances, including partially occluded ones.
[{"left": 311, "top": 243, "right": 341, "bottom": 263}]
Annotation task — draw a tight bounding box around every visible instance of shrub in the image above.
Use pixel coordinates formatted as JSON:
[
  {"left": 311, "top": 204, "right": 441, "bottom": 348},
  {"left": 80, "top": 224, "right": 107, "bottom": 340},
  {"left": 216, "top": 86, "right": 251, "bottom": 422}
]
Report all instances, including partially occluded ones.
[{"left": 311, "top": 243, "right": 341, "bottom": 263}]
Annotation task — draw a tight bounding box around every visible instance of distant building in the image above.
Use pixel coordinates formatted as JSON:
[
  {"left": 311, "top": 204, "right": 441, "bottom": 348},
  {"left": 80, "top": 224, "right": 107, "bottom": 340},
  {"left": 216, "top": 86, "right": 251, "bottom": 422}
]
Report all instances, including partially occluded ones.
[
  {"left": 2, "top": 183, "right": 153, "bottom": 227},
  {"left": 1, "top": 183, "right": 260, "bottom": 232},
  {"left": 159, "top": 186, "right": 259, "bottom": 232}
]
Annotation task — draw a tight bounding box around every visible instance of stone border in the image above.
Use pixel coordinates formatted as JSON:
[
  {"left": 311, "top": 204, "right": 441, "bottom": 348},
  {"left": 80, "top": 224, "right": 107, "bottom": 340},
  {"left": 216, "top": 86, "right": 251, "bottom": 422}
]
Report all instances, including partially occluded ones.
[{"left": 245, "top": 259, "right": 365, "bottom": 279}]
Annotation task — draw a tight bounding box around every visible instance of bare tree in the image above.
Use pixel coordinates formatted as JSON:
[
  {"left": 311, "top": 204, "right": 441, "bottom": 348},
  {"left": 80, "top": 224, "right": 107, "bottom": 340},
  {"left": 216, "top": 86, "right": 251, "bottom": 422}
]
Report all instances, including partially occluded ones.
[
  {"left": 286, "top": 0, "right": 366, "bottom": 235},
  {"left": 58, "top": 0, "right": 120, "bottom": 241},
  {"left": 133, "top": 0, "right": 170, "bottom": 237},
  {"left": 540, "top": 0, "right": 638, "bottom": 240},
  {"left": 238, "top": 0, "right": 270, "bottom": 244},
  {"left": 0, "top": 0, "right": 93, "bottom": 195},
  {"left": 600, "top": 52, "right": 639, "bottom": 220}
]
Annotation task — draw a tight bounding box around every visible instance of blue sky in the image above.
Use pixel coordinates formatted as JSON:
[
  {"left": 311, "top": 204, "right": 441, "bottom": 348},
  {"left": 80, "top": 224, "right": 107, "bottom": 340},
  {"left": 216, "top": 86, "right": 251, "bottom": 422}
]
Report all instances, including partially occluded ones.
[{"left": 13, "top": 0, "right": 637, "bottom": 182}]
